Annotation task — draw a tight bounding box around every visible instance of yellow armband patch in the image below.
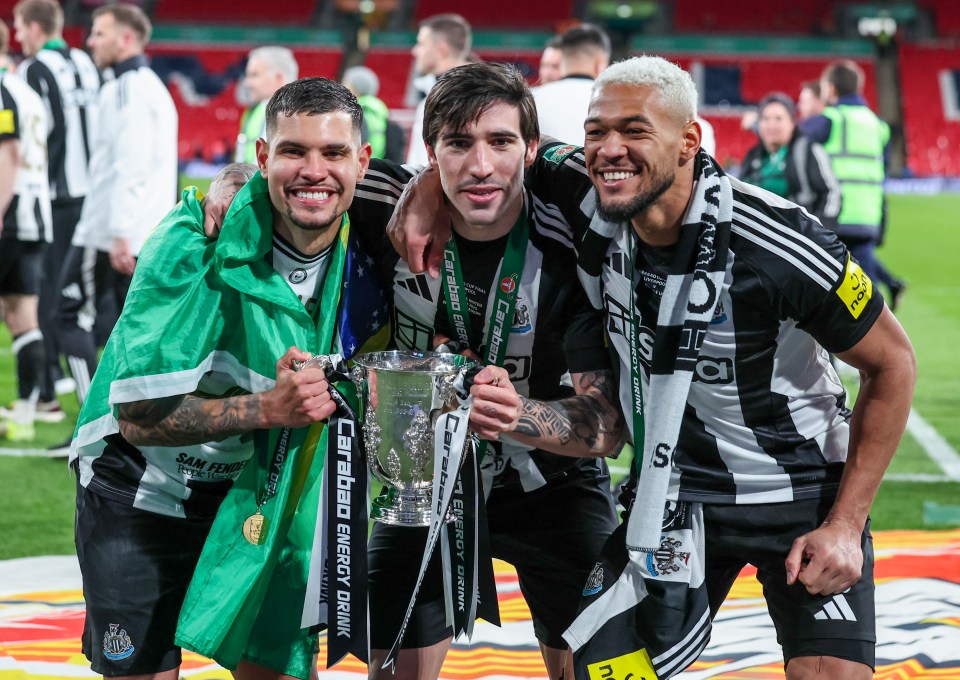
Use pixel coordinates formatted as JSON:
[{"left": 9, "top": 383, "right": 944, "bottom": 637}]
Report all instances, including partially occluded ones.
[
  {"left": 835, "top": 255, "right": 873, "bottom": 319},
  {"left": 0, "top": 109, "right": 15, "bottom": 135},
  {"left": 587, "top": 648, "right": 658, "bottom": 680}
]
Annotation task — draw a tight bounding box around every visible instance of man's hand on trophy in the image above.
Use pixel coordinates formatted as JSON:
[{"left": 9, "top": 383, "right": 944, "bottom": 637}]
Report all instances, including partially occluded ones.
[
  {"left": 432, "top": 333, "right": 480, "bottom": 362},
  {"left": 201, "top": 162, "right": 257, "bottom": 238},
  {"left": 468, "top": 366, "right": 522, "bottom": 440},
  {"left": 260, "top": 347, "right": 337, "bottom": 428},
  {"left": 386, "top": 166, "right": 450, "bottom": 278}
]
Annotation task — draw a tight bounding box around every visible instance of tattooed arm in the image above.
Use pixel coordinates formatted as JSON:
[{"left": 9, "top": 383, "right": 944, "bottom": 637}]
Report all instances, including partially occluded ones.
[
  {"left": 468, "top": 366, "right": 625, "bottom": 457},
  {"left": 118, "top": 347, "right": 337, "bottom": 447}
]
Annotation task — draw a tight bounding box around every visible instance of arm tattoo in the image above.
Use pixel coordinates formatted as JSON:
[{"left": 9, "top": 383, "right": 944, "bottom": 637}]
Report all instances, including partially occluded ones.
[
  {"left": 119, "top": 394, "right": 260, "bottom": 447},
  {"left": 512, "top": 369, "right": 625, "bottom": 456}
]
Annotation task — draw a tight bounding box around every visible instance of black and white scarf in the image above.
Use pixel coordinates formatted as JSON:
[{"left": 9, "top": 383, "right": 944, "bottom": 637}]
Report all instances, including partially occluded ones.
[{"left": 577, "top": 151, "right": 732, "bottom": 551}]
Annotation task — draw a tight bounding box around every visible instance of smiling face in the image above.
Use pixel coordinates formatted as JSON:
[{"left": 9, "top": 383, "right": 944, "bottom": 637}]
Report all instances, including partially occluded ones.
[
  {"left": 584, "top": 82, "right": 699, "bottom": 237},
  {"left": 428, "top": 101, "right": 537, "bottom": 241},
  {"left": 258, "top": 110, "right": 371, "bottom": 255}
]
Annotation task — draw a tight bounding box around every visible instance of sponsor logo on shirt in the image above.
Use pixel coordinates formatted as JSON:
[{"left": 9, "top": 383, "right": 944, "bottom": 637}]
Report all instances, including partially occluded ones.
[
  {"left": 587, "top": 648, "right": 657, "bottom": 680},
  {"left": 544, "top": 144, "right": 577, "bottom": 164},
  {"left": 836, "top": 256, "right": 873, "bottom": 319}
]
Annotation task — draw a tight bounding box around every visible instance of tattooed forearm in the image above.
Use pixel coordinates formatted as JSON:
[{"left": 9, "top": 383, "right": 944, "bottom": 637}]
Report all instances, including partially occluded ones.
[
  {"left": 119, "top": 393, "right": 261, "bottom": 446},
  {"left": 515, "top": 399, "right": 573, "bottom": 445},
  {"left": 510, "top": 369, "right": 625, "bottom": 457}
]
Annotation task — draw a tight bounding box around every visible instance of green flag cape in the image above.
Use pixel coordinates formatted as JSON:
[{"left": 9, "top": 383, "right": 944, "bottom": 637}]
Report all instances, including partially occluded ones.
[{"left": 71, "top": 174, "right": 387, "bottom": 678}]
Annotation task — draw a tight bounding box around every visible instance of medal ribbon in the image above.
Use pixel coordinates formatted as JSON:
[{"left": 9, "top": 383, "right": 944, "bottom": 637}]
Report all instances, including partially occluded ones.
[
  {"left": 317, "top": 362, "right": 368, "bottom": 667},
  {"left": 626, "top": 229, "right": 647, "bottom": 482},
  {"left": 431, "top": 209, "right": 528, "bottom": 645},
  {"left": 382, "top": 375, "right": 475, "bottom": 670},
  {"left": 441, "top": 209, "right": 529, "bottom": 370}
]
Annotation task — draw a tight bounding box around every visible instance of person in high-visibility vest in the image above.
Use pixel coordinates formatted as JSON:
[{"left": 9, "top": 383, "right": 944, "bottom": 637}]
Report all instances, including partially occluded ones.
[
  {"left": 800, "top": 59, "right": 905, "bottom": 306},
  {"left": 235, "top": 46, "right": 298, "bottom": 164},
  {"left": 343, "top": 65, "right": 389, "bottom": 160}
]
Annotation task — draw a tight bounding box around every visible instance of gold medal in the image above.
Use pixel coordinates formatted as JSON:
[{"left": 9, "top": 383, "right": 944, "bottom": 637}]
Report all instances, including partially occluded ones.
[{"left": 242, "top": 508, "right": 268, "bottom": 545}]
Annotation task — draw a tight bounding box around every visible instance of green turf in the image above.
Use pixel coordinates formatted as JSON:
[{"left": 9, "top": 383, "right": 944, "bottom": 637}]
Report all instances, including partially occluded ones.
[
  {"left": 0, "top": 193, "right": 957, "bottom": 558},
  {"left": 0, "top": 457, "right": 77, "bottom": 558}
]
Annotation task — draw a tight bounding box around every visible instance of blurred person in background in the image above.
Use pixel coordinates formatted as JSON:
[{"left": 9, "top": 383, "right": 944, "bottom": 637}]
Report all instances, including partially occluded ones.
[
  {"left": 235, "top": 46, "right": 298, "bottom": 164},
  {"left": 537, "top": 36, "right": 562, "bottom": 85},
  {"left": 11, "top": 0, "right": 100, "bottom": 429},
  {"left": 0, "top": 19, "right": 52, "bottom": 441},
  {"left": 406, "top": 13, "right": 472, "bottom": 166},
  {"left": 342, "top": 64, "right": 406, "bottom": 162},
  {"left": 797, "top": 80, "right": 824, "bottom": 120},
  {"left": 800, "top": 61, "right": 898, "bottom": 289},
  {"left": 57, "top": 3, "right": 177, "bottom": 407},
  {"left": 801, "top": 72, "right": 905, "bottom": 309},
  {"left": 532, "top": 23, "right": 610, "bottom": 145},
  {"left": 739, "top": 92, "right": 841, "bottom": 228}
]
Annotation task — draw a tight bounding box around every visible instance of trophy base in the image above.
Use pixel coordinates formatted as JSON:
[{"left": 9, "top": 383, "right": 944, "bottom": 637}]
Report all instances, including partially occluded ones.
[{"left": 371, "top": 486, "right": 457, "bottom": 526}]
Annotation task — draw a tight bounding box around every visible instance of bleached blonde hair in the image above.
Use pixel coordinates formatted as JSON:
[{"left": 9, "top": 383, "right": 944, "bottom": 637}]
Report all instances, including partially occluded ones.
[{"left": 593, "top": 55, "right": 699, "bottom": 123}]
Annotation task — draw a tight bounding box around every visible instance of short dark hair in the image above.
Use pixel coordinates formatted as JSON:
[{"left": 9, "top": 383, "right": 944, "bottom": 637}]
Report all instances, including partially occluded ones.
[
  {"left": 557, "top": 23, "right": 611, "bottom": 59},
  {"left": 823, "top": 60, "right": 863, "bottom": 97},
  {"left": 265, "top": 77, "right": 364, "bottom": 140},
  {"left": 13, "top": 0, "right": 62, "bottom": 36},
  {"left": 423, "top": 61, "right": 539, "bottom": 149},
  {"left": 420, "top": 13, "right": 471, "bottom": 60},
  {"left": 93, "top": 4, "right": 152, "bottom": 45},
  {"left": 801, "top": 80, "right": 821, "bottom": 99}
]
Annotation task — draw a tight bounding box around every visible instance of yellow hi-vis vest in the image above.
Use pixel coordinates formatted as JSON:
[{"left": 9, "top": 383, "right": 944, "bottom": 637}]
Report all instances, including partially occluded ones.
[
  {"left": 235, "top": 101, "right": 266, "bottom": 164},
  {"left": 822, "top": 104, "right": 889, "bottom": 241}
]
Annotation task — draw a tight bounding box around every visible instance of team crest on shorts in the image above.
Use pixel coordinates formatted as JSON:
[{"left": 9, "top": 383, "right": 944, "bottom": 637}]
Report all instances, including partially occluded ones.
[
  {"left": 289, "top": 268, "right": 308, "bottom": 284},
  {"left": 645, "top": 536, "right": 691, "bottom": 577},
  {"left": 102, "top": 623, "right": 135, "bottom": 660},
  {"left": 583, "top": 561, "right": 604, "bottom": 596}
]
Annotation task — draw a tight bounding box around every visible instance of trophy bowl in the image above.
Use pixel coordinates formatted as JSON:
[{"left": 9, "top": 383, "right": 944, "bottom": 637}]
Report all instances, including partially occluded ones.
[{"left": 352, "top": 350, "right": 474, "bottom": 526}]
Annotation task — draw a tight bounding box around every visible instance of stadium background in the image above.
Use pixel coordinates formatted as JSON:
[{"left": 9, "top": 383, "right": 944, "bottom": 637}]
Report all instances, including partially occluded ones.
[{"left": 1, "top": 0, "right": 960, "bottom": 678}]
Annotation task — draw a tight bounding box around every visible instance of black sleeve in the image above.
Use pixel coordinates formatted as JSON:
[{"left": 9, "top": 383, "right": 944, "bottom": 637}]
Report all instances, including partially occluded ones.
[
  {"left": 525, "top": 139, "right": 596, "bottom": 244},
  {"left": 349, "top": 158, "right": 414, "bottom": 287},
  {"left": 760, "top": 212, "right": 884, "bottom": 354},
  {"left": 806, "top": 141, "right": 841, "bottom": 229},
  {"left": 562, "top": 276, "right": 611, "bottom": 375}
]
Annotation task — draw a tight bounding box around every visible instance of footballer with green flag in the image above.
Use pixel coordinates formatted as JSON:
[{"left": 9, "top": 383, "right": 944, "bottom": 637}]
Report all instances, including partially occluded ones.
[{"left": 70, "top": 78, "right": 389, "bottom": 680}]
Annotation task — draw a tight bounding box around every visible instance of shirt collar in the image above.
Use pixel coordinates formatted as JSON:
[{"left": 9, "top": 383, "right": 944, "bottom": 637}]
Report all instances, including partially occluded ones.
[{"left": 112, "top": 54, "right": 148, "bottom": 77}]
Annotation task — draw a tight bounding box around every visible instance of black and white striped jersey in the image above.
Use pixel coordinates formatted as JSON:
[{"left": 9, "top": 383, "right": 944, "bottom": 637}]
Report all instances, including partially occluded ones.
[
  {"left": 349, "top": 160, "right": 612, "bottom": 492},
  {"left": 18, "top": 46, "right": 100, "bottom": 202},
  {"left": 526, "top": 143, "right": 884, "bottom": 505},
  {"left": 1, "top": 71, "right": 52, "bottom": 242}
]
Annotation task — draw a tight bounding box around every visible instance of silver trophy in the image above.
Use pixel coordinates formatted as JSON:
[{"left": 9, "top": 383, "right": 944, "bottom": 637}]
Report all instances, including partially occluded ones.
[{"left": 352, "top": 350, "right": 475, "bottom": 526}]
